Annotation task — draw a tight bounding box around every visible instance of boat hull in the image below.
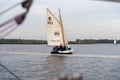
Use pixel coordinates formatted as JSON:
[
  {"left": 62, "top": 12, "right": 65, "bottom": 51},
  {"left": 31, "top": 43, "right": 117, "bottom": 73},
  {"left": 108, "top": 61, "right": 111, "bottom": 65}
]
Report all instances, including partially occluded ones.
[
  {"left": 51, "top": 49, "right": 73, "bottom": 54},
  {"left": 51, "top": 51, "right": 72, "bottom": 54}
]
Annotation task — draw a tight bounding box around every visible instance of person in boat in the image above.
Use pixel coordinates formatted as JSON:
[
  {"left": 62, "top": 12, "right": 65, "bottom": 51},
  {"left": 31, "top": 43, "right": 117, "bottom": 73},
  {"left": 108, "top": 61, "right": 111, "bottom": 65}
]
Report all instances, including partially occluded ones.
[
  {"left": 67, "top": 45, "right": 71, "bottom": 50},
  {"left": 59, "top": 44, "right": 66, "bottom": 51},
  {"left": 63, "top": 45, "right": 67, "bottom": 51},
  {"left": 53, "top": 46, "right": 59, "bottom": 52},
  {"left": 59, "top": 44, "right": 63, "bottom": 51}
]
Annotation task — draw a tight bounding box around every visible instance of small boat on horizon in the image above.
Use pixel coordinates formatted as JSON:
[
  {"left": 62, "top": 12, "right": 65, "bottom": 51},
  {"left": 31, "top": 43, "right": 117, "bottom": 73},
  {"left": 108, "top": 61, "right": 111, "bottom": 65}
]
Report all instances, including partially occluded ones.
[
  {"left": 46, "top": 8, "right": 73, "bottom": 54},
  {"left": 114, "top": 39, "right": 117, "bottom": 45}
]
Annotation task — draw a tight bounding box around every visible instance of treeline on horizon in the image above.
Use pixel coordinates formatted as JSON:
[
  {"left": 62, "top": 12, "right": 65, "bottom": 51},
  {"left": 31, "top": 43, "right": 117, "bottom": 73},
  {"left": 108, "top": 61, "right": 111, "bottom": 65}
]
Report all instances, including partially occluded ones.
[{"left": 0, "top": 39, "right": 119, "bottom": 44}]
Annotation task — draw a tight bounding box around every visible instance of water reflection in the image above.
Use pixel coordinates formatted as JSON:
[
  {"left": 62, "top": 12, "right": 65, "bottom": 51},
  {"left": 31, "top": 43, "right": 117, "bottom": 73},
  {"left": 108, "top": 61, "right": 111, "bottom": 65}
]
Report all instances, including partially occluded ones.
[{"left": 45, "top": 55, "right": 67, "bottom": 80}]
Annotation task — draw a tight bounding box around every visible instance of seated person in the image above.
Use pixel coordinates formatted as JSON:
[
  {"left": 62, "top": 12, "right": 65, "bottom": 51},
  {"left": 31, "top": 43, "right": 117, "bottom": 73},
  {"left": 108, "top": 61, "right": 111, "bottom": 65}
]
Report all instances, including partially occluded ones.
[
  {"left": 63, "top": 46, "right": 66, "bottom": 51},
  {"left": 59, "top": 45, "right": 67, "bottom": 51},
  {"left": 66, "top": 45, "right": 71, "bottom": 50},
  {"left": 53, "top": 46, "right": 59, "bottom": 52},
  {"left": 59, "top": 45, "right": 63, "bottom": 51}
]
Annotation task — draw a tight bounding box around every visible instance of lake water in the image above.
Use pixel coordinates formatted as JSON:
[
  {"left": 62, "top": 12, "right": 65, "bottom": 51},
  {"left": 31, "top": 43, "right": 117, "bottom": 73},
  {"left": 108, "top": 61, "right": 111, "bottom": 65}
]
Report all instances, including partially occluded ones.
[{"left": 0, "top": 44, "right": 120, "bottom": 80}]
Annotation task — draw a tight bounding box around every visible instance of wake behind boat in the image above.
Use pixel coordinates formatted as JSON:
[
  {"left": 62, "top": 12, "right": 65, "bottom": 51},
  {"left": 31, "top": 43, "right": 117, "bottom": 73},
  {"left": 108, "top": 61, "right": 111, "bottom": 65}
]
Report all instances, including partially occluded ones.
[{"left": 46, "top": 8, "right": 73, "bottom": 54}]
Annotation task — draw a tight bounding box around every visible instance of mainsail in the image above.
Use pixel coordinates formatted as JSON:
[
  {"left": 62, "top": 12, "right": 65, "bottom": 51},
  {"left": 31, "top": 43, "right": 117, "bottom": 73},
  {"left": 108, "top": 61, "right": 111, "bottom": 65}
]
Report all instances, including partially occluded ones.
[
  {"left": 114, "top": 39, "right": 117, "bottom": 44},
  {"left": 46, "top": 8, "right": 68, "bottom": 46}
]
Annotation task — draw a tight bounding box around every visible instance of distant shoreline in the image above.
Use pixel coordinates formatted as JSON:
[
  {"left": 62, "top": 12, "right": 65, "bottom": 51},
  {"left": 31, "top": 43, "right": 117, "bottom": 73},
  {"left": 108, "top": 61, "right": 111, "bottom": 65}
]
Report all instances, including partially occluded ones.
[{"left": 0, "top": 39, "right": 119, "bottom": 44}]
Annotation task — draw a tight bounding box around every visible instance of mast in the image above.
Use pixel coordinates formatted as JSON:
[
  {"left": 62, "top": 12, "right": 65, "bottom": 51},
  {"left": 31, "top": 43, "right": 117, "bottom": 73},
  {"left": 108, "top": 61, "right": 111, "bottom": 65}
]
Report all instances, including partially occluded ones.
[{"left": 58, "top": 9, "right": 65, "bottom": 46}]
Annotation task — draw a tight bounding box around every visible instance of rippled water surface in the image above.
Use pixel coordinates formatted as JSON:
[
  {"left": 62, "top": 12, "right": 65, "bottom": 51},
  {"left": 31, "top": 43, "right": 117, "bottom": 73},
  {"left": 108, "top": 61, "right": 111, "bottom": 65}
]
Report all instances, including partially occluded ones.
[{"left": 0, "top": 44, "right": 120, "bottom": 80}]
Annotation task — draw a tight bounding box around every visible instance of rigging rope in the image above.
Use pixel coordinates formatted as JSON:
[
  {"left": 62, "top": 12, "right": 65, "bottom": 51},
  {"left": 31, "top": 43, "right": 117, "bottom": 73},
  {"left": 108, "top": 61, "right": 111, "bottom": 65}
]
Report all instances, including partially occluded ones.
[
  {"left": 0, "top": 24, "right": 18, "bottom": 39},
  {"left": 0, "top": 0, "right": 33, "bottom": 38},
  {"left": 0, "top": 22, "right": 15, "bottom": 34},
  {"left": 0, "top": 0, "right": 33, "bottom": 79},
  {"left": 0, "top": 1, "right": 24, "bottom": 16},
  {"left": 0, "top": 62, "right": 21, "bottom": 80}
]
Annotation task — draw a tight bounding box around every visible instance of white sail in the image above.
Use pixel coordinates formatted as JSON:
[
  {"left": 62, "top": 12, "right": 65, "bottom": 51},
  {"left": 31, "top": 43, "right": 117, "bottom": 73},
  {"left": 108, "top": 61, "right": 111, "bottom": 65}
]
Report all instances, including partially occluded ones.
[
  {"left": 46, "top": 8, "right": 67, "bottom": 46},
  {"left": 114, "top": 39, "right": 117, "bottom": 44}
]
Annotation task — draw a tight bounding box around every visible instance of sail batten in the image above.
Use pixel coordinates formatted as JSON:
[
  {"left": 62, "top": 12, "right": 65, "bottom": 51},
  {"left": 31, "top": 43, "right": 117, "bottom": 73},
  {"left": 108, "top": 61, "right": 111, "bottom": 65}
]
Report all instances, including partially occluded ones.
[{"left": 46, "top": 8, "right": 68, "bottom": 46}]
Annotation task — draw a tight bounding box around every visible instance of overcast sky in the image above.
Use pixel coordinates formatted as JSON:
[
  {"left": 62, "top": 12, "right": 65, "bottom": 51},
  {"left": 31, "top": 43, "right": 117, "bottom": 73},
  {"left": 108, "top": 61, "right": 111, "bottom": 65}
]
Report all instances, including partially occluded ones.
[{"left": 1, "top": 0, "right": 120, "bottom": 40}]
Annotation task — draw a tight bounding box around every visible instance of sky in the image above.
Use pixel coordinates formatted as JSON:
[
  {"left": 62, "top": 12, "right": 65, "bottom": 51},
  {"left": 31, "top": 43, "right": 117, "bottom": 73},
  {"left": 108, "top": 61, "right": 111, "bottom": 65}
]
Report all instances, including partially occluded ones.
[{"left": 1, "top": 0, "right": 120, "bottom": 40}]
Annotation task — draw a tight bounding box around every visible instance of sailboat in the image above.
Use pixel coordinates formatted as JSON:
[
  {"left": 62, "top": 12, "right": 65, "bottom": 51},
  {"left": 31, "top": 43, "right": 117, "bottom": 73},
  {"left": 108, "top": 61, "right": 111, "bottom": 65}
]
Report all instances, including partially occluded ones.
[
  {"left": 46, "top": 8, "right": 73, "bottom": 54},
  {"left": 114, "top": 39, "right": 117, "bottom": 45}
]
